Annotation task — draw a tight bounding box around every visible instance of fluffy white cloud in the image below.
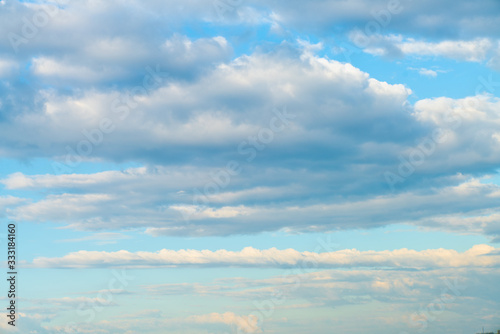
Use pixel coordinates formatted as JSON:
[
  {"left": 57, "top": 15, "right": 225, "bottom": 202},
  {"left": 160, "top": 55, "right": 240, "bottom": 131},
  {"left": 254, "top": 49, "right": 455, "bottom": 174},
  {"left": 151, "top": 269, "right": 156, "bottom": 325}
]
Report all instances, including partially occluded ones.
[
  {"left": 0, "top": 48, "right": 411, "bottom": 162},
  {"left": 399, "top": 38, "right": 495, "bottom": 62},
  {"left": 14, "top": 308, "right": 262, "bottom": 334},
  {"left": 2, "top": 1, "right": 500, "bottom": 334},
  {"left": 28, "top": 244, "right": 500, "bottom": 269},
  {"left": 1, "top": 37, "right": 499, "bottom": 243}
]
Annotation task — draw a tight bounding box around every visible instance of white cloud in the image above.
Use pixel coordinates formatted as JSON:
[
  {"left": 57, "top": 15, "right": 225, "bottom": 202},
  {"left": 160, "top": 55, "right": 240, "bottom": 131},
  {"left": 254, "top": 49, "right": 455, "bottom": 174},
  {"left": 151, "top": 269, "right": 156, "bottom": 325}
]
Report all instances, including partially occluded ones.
[
  {"left": 58, "top": 232, "right": 131, "bottom": 245},
  {"left": 32, "top": 57, "right": 126, "bottom": 82},
  {"left": 2, "top": 1, "right": 500, "bottom": 333},
  {"left": 4, "top": 168, "right": 500, "bottom": 239},
  {"left": 188, "top": 312, "right": 261, "bottom": 333},
  {"left": 350, "top": 32, "right": 500, "bottom": 64},
  {"left": 65, "top": 311, "right": 262, "bottom": 334},
  {"left": 47, "top": 296, "right": 117, "bottom": 307},
  {"left": 0, "top": 195, "right": 25, "bottom": 217},
  {"left": 408, "top": 67, "right": 438, "bottom": 77},
  {"left": 28, "top": 244, "right": 500, "bottom": 269},
  {"left": 399, "top": 38, "right": 494, "bottom": 62},
  {"left": 29, "top": 34, "right": 232, "bottom": 85},
  {"left": 259, "top": 0, "right": 500, "bottom": 40}
]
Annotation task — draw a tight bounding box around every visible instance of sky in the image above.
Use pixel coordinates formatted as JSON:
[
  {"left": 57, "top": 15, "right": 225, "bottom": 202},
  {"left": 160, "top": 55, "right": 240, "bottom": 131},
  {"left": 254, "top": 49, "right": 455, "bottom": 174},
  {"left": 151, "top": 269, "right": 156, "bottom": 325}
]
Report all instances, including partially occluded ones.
[{"left": 0, "top": 0, "right": 500, "bottom": 333}]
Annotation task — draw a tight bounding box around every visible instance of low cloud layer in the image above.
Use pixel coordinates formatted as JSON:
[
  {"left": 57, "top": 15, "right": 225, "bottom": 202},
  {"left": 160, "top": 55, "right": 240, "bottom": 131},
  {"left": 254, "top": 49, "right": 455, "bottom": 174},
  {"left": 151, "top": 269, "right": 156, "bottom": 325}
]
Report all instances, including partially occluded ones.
[{"left": 28, "top": 244, "right": 500, "bottom": 269}]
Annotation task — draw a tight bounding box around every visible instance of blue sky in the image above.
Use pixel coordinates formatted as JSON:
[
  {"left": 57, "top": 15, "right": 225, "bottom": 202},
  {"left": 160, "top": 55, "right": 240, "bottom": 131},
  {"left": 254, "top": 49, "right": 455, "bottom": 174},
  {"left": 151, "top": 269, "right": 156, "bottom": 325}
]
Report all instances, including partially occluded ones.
[{"left": 1, "top": 0, "right": 500, "bottom": 333}]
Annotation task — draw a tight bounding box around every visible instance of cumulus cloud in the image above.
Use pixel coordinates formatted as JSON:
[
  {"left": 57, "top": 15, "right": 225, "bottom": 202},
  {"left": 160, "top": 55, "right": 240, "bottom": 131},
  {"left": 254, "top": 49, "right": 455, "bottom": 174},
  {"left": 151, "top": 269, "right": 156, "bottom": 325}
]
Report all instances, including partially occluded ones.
[
  {"left": 28, "top": 244, "right": 500, "bottom": 269},
  {"left": 0, "top": 195, "right": 26, "bottom": 217},
  {"left": 28, "top": 34, "right": 232, "bottom": 86},
  {"left": 188, "top": 312, "right": 261, "bottom": 333},
  {"left": 3, "top": 169, "right": 500, "bottom": 239},
  {"left": 13, "top": 265, "right": 500, "bottom": 333},
  {"left": 0, "top": 41, "right": 497, "bottom": 187},
  {"left": 2, "top": 43, "right": 499, "bottom": 239},
  {"left": 0, "top": 58, "right": 18, "bottom": 77},
  {"left": 81, "top": 311, "right": 262, "bottom": 334}
]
